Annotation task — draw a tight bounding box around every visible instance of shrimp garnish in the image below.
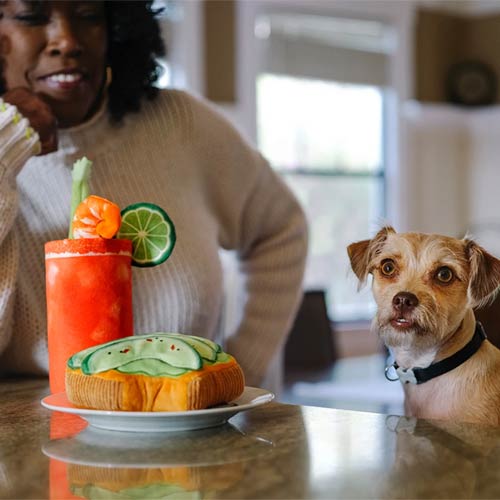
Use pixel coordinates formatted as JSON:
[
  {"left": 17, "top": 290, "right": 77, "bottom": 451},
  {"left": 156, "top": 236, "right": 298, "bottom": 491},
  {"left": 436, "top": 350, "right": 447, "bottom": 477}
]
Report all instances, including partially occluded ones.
[{"left": 72, "top": 195, "right": 121, "bottom": 239}]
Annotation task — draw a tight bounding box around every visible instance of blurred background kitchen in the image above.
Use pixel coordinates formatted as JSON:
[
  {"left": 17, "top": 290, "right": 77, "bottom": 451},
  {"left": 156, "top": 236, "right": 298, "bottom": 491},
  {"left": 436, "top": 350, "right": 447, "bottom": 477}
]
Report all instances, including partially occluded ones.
[{"left": 157, "top": 0, "right": 500, "bottom": 414}]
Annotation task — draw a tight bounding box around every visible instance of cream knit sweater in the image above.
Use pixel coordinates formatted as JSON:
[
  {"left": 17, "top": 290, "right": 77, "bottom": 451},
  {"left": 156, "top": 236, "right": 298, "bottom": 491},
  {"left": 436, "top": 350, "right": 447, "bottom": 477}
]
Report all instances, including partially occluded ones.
[{"left": 0, "top": 90, "right": 307, "bottom": 386}]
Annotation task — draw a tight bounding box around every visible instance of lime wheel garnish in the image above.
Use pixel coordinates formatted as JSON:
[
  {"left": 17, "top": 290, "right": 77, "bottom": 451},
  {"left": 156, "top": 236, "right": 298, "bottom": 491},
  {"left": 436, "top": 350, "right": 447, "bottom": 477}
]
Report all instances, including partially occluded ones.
[{"left": 117, "top": 203, "right": 176, "bottom": 267}]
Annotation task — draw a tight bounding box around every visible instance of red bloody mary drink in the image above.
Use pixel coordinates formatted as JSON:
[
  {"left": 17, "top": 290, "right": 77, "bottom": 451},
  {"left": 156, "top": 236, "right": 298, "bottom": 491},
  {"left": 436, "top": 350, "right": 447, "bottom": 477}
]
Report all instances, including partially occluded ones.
[{"left": 45, "top": 238, "right": 133, "bottom": 393}]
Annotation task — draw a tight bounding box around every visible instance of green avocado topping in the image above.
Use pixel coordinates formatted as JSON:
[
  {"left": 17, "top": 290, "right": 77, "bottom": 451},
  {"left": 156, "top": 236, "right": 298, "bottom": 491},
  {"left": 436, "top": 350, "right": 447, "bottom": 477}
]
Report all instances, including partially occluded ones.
[{"left": 68, "top": 333, "right": 229, "bottom": 378}]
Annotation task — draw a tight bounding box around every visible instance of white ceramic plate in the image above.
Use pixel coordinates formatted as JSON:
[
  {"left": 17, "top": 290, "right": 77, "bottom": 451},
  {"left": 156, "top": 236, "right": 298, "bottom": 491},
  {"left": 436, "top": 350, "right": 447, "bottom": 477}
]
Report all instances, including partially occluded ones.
[{"left": 41, "top": 386, "right": 274, "bottom": 432}]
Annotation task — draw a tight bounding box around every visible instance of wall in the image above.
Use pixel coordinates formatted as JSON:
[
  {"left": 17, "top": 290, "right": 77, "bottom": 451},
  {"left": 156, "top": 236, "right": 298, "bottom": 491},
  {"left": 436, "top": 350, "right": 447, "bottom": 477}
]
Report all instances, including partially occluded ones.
[
  {"left": 416, "top": 8, "right": 500, "bottom": 103},
  {"left": 415, "top": 10, "right": 466, "bottom": 102},
  {"left": 467, "top": 109, "right": 500, "bottom": 245},
  {"left": 402, "top": 103, "right": 469, "bottom": 236}
]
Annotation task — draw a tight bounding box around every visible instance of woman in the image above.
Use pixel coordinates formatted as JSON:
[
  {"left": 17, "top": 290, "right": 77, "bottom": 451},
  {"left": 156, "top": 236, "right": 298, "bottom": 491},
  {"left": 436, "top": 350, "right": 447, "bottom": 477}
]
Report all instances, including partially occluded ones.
[{"left": 0, "top": 0, "right": 307, "bottom": 387}]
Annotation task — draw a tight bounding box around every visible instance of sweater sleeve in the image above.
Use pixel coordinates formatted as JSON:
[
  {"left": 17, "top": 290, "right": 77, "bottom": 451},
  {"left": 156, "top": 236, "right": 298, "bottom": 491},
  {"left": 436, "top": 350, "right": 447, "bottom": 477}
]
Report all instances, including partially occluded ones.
[
  {"left": 182, "top": 92, "right": 308, "bottom": 386},
  {"left": 0, "top": 99, "right": 41, "bottom": 355},
  {"left": 225, "top": 152, "right": 308, "bottom": 386}
]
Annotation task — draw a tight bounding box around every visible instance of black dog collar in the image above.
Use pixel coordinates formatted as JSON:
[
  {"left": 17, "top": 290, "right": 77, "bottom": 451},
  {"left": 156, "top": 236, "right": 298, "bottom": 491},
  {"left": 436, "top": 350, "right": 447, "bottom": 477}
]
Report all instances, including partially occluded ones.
[{"left": 385, "top": 322, "right": 487, "bottom": 385}]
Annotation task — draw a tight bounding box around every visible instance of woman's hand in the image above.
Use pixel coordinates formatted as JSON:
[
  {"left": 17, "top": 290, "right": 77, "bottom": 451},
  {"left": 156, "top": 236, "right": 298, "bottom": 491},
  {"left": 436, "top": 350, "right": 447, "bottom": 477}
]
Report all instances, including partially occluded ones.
[{"left": 2, "top": 87, "right": 58, "bottom": 155}]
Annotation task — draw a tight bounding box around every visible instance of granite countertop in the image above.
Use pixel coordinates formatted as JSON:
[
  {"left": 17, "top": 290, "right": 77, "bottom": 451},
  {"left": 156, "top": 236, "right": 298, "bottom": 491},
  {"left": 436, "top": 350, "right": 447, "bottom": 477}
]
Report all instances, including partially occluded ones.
[{"left": 2, "top": 378, "right": 500, "bottom": 499}]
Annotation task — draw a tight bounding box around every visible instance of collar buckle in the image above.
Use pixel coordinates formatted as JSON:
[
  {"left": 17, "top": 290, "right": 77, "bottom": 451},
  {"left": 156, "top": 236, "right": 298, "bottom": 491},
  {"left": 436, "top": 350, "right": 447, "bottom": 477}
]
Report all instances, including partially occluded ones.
[
  {"left": 396, "top": 366, "right": 418, "bottom": 385},
  {"left": 385, "top": 363, "right": 418, "bottom": 384}
]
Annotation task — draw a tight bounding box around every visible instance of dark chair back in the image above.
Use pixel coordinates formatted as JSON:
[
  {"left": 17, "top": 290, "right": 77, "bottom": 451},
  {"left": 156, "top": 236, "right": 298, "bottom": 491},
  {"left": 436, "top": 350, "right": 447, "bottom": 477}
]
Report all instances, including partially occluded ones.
[{"left": 284, "top": 290, "right": 337, "bottom": 369}]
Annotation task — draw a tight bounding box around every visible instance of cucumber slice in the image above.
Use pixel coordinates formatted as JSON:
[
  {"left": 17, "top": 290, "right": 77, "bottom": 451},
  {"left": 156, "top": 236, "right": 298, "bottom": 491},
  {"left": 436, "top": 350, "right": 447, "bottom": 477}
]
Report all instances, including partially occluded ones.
[
  {"left": 67, "top": 338, "right": 125, "bottom": 369},
  {"left": 117, "top": 358, "right": 187, "bottom": 377},
  {"left": 163, "top": 332, "right": 221, "bottom": 354},
  {"left": 158, "top": 333, "right": 218, "bottom": 361},
  {"left": 81, "top": 336, "right": 202, "bottom": 374},
  {"left": 68, "top": 344, "right": 96, "bottom": 369},
  {"left": 216, "top": 351, "right": 231, "bottom": 363}
]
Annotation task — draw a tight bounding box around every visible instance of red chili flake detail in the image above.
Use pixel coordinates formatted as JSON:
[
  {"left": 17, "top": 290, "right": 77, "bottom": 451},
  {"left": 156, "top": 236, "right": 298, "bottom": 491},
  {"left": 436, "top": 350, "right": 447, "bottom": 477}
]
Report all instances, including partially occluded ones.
[
  {"left": 170, "top": 344, "right": 176, "bottom": 350},
  {"left": 120, "top": 348, "right": 130, "bottom": 354},
  {"left": 146, "top": 338, "right": 153, "bottom": 342}
]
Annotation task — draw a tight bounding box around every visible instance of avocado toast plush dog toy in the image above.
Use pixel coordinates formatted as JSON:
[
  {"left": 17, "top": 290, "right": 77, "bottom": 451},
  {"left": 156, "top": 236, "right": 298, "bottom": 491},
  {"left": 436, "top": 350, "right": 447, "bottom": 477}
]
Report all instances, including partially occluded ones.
[
  {"left": 66, "top": 333, "right": 245, "bottom": 412},
  {"left": 348, "top": 227, "right": 500, "bottom": 425}
]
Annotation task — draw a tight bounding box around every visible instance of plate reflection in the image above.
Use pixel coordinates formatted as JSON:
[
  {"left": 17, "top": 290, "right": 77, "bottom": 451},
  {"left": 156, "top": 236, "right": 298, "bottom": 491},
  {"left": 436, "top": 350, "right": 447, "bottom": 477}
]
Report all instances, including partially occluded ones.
[{"left": 43, "top": 414, "right": 273, "bottom": 499}]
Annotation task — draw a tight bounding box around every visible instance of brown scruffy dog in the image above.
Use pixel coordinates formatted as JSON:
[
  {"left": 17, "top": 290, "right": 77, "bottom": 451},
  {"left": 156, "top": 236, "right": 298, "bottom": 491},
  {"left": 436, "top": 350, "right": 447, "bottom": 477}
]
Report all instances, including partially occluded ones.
[{"left": 348, "top": 226, "right": 500, "bottom": 426}]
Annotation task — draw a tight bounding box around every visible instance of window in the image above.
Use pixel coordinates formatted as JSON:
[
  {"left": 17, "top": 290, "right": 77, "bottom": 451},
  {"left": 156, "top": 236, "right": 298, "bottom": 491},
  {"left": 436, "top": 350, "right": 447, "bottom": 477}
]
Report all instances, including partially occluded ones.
[
  {"left": 155, "top": 0, "right": 184, "bottom": 89},
  {"left": 255, "top": 13, "right": 394, "bottom": 322}
]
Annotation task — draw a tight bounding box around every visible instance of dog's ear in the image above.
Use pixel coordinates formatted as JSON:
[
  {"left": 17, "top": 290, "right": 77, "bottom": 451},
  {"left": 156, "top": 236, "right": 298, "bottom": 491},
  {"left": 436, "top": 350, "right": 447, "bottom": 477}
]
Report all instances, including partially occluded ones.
[
  {"left": 347, "top": 226, "right": 395, "bottom": 284},
  {"left": 465, "top": 240, "right": 500, "bottom": 307},
  {"left": 347, "top": 239, "right": 371, "bottom": 283}
]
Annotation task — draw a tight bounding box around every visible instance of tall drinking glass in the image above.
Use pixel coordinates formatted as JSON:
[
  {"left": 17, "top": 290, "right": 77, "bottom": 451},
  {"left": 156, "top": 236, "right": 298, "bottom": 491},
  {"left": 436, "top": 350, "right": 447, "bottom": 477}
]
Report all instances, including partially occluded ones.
[{"left": 45, "top": 238, "right": 133, "bottom": 393}]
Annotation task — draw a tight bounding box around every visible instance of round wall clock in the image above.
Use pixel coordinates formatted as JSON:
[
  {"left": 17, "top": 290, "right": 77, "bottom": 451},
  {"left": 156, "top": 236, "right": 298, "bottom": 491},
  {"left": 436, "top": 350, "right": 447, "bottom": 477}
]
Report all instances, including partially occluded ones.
[{"left": 445, "top": 61, "right": 497, "bottom": 107}]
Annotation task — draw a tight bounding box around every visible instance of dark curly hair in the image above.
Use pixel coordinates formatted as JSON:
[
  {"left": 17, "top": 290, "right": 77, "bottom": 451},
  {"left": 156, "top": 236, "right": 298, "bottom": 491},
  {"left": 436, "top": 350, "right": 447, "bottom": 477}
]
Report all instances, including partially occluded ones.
[{"left": 105, "top": 1, "right": 166, "bottom": 122}]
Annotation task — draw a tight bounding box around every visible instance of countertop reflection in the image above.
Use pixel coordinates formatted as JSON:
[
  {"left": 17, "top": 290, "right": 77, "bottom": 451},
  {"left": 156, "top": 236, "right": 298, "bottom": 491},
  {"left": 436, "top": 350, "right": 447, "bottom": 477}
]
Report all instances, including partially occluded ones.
[{"left": 2, "top": 378, "right": 500, "bottom": 499}]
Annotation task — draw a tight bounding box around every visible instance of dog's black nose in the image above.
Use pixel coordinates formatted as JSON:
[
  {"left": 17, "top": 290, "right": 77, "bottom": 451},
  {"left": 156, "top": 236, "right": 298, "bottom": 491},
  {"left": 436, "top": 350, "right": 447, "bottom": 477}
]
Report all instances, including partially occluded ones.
[{"left": 392, "top": 292, "right": 419, "bottom": 312}]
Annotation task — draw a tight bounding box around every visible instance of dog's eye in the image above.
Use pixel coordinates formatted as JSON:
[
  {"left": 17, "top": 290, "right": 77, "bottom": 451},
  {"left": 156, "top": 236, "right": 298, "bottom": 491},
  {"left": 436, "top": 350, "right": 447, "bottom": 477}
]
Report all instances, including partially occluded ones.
[
  {"left": 381, "top": 259, "right": 396, "bottom": 276},
  {"left": 436, "top": 266, "right": 454, "bottom": 283}
]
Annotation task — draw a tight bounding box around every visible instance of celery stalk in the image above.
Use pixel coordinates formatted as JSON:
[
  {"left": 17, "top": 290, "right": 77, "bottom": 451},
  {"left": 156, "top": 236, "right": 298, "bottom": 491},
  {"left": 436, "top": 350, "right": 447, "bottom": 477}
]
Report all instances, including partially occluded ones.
[{"left": 68, "top": 157, "right": 93, "bottom": 238}]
